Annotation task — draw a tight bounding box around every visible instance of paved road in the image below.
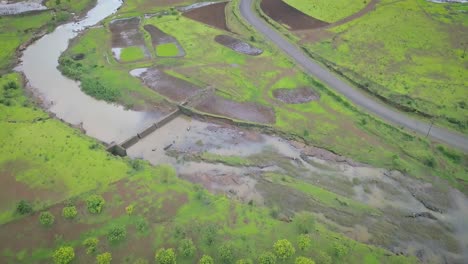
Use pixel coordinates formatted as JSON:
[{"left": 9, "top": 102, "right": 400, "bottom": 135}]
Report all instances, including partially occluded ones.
[{"left": 239, "top": 0, "right": 468, "bottom": 152}]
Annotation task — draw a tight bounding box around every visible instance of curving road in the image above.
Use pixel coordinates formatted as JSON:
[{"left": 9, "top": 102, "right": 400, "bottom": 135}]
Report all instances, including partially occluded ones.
[{"left": 239, "top": 0, "right": 468, "bottom": 153}]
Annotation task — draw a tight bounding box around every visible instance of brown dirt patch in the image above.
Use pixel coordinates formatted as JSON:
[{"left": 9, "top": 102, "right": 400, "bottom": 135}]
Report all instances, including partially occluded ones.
[
  {"left": 195, "top": 94, "right": 276, "bottom": 124},
  {"left": 215, "top": 35, "right": 263, "bottom": 56},
  {"left": 260, "top": 0, "right": 329, "bottom": 30},
  {"left": 183, "top": 2, "right": 229, "bottom": 31},
  {"left": 272, "top": 87, "right": 319, "bottom": 104},
  {"left": 109, "top": 17, "right": 146, "bottom": 47},
  {"left": 143, "top": 24, "right": 185, "bottom": 57},
  {"left": 138, "top": 68, "right": 201, "bottom": 102}
]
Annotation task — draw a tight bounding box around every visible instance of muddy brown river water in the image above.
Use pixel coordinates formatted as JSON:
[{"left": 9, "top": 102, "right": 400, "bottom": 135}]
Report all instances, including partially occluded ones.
[{"left": 14, "top": 0, "right": 468, "bottom": 262}]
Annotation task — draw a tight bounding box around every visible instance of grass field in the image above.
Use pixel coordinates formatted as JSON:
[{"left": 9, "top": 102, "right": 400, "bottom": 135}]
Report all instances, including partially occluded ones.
[
  {"left": 284, "top": 0, "right": 368, "bottom": 22},
  {"left": 302, "top": 0, "right": 468, "bottom": 133},
  {"left": 156, "top": 43, "right": 179, "bottom": 57},
  {"left": 45, "top": 0, "right": 96, "bottom": 14},
  {"left": 120, "top": 46, "right": 146, "bottom": 62}
]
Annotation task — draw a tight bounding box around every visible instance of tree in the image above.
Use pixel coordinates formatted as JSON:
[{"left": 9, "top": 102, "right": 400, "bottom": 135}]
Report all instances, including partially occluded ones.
[
  {"left": 218, "top": 243, "right": 234, "bottom": 264},
  {"left": 297, "top": 234, "right": 311, "bottom": 251},
  {"left": 96, "top": 252, "right": 112, "bottom": 264},
  {"left": 273, "top": 239, "right": 295, "bottom": 260},
  {"left": 62, "top": 206, "right": 78, "bottom": 219},
  {"left": 107, "top": 226, "right": 126, "bottom": 243},
  {"left": 199, "top": 255, "right": 214, "bottom": 264},
  {"left": 155, "top": 248, "right": 176, "bottom": 264},
  {"left": 52, "top": 246, "right": 75, "bottom": 264},
  {"left": 86, "top": 195, "right": 105, "bottom": 214},
  {"left": 39, "top": 211, "right": 55, "bottom": 226},
  {"left": 178, "top": 238, "right": 195, "bottom": 257},
  {"left": 314, "top": 252, "right": 332, "bottom": 264},
  {"left": 258, "top": 252, "right": 276, "bottom": 264},
  {"left": 83, "top": 237, "right": 99, "bottom": 254},
  {"left": 236, "top": 259, "right": 253, "bottom": 264},
  {"left": 293, "top": 212, "right": 315, "bottom": 234},
  {"left": 16, "top": 200, "right": 32, "bottom": 215},
  {"left": 295, "top": 256, "right": 315, "bottom": 264}
]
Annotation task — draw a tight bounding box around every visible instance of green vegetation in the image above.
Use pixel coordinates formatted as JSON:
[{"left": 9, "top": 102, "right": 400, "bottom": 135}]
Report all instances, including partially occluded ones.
[
  {"left": 155, "top": 248, "right": 176, "bottom": 264},
  {"left": 156, "top": 43, "right": 179, "bottom": 57},
  {"left": 45, "top": 0, "right": 96, "bottom": 13},
  {"left": 86, "top": 194, "right": 105, "bottom": 214},
  {"left": 107, "top": 225, "right": 126, "bottom": 243},
  {"left": 52, "top": 246, "right": 75, "bottom": 264},
  {"left": 120, "top": 46, "right": 146, "bottom": 62},
  {"left": 258, "top": 251, "right": 276, "bottom": 264},
  {"left": 199, "top": 255, "right": 214, "bottom": 264},
  {"left": 284, "top": 0, "right": 368, "bottom": 22},
  {"left": 39, "top": 211, "right": 55, "bottom": 226},
  {"left": 62, "top": 205, "right": 78, "bottom": 219},
  {"left": 178, "top": 238, "right": 196, "bottom": 257},
  {"left": 15, "top": 200, "right": 32, "bottom": 215},
  {"left": 297, "top": 234, "right": 311, "bottom": 251},
  {"left": 295, "top": 256, "right": 315, "bottom": 264},
  {"left": 83, "top": 237, "right": 99, "bottom": 254},
  {"left": 96, "top": 252, "right": 112, "bottom": 264},
  {"left": 273, "top": 239, "right": 295, "bottom": 260}
]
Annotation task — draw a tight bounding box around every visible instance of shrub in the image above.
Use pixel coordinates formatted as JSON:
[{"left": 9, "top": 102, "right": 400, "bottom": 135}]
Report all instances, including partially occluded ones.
[
  {"left": 86, "top": 195, "right": 105, "bottom": 214},
  {"left": 297, "top": 234, "right": 311, "bottom": 251},
  {"left": 125, "top": 204, "right": 134, "bottom": 215},
  {"left": 294, "top": 212, "right": 315, "bottom": 234},
  {"left": 83, "top": 237, "right": 99, "bottom": 254},
  {"left": 199, "top": 255, "right": 214, "bottom": 264},
  {"left": 295, "top": 256, "right": 315, "bottom": 264},
  {"left": 52, "top": 246, "right": 75, "bottom": 264},
  {"left": 39, "top": 211, "right": 55, "bottom": 226},
  {"left": 314, "top": 252, "right": 332, "bottom": 264},
  {"left": 218, "top": 243, "right": 234, "bottom": 263},
  {"left": 62, "top": 206, "right": 78, "bottom": 219},
  {"left": 178, "top": 238, "right": 195, "bottom": 257},
  {"left": 202, "top": 224, "right": 218, "bottom": 246},
  {"left": 96, "top": 252, "right": 112, "bottom": 264},
  {"left": 258, "top": 252, "right": 276, "bottom": 264},
  {"left": 274, "top": 239, "right": 295, "bottom": 260},
  {"left": 81, "top": 77, "right": 120, "bottom": 102},
  {"left": 155, "top": 248, "right": 176, "bottom": 264},
  {"left": 236, "top": 259, "right": 253, "bottom": 264},
  {"left": 107, "top": 226, "right": 126, "bottom": 243},
  {"left": 133, "top": 258, "right": 149, "bottom": 264},
  {"left": 333, "top": 242, "right": 348, "bottom": 258},
  {"left": 16, "top": 200, "right": 33, "bottom": 215}
]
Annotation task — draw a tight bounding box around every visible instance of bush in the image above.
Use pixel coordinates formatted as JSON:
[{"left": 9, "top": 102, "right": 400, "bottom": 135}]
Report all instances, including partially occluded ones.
[
  {"left": 62, "top": 206, "right": 78, "bottom": 219},
  {"left": 178, "top": 238, "right": 195, "bottom": 257},
  {"left": 202, "top": 223, "right": 218, "bottom": 246},
  {"left": 83, "top": 237, "right": 99, "bottom": 254},
  {"left": 294, "top": 212, "right": 315, "bottom": 234},
  {"left": 333, "top": 242, "right": 348, "bottom": 258},
  {"left": 295, "top": 256, "right": 315, "bottom": 264},
  {"left": 96, "top": 252, "right": 112, "bottom": 264},
  {"left": 81, "top": 77, "right": 120, "bottom": 102},
  {"left": 314, "top": 252, "right": 331, "bottom": 264},
  {"left": 273, "top": 239, "right": 295, "bottom": 260},
  {"left": 52, "top": 246, "right": 75, "bottom": 264},
  {"left": 86, "top": 195, "right": 105, "bottom": 214},
  {"left": 39, "top": 211, "right": 55, "bottom": 227},
  {"left": 199, "top": 255, "right": 214, "bottom": 264},
  {"left": 125, "top": 204, "right": 134, "bottom": 215},
  {"left": 107, "top": 226, "right": 126, "bottom": 243},
  {"left": 16, "top": 200, "right": 33, "bottom": 215},
  {"left": 155, "top": 248, "right": 176, "bottom": 264},
  {"left": 258, "top": 252, "right": 276, "bottom": 264},
  {"left": 297, "top": 234, "right": 311, "bottom": 251},
  {"left": 133, "top": 258, "right": 149, "bottom": 264},
  {"left": 236, "top": 259, "right": 253, "bottom": 264},
  {"left": 218, "top": 243, "right": 234, "bottom": 264}
]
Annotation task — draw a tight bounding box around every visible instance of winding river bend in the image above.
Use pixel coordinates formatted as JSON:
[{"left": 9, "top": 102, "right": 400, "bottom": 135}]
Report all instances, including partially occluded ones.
[{"left": 18, "top": 0, "right": 160, "bottom": 143}]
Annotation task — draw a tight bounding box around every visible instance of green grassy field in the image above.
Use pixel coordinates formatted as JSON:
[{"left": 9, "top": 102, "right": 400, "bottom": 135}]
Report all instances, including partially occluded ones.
[
  {"left": 284, "top": 0, "right": 368, "bottom": 22},
  {"left": 45, "top": 0, "right": 96, "bottom": 14},
  {"left": 120, "top": 46, "right": 146, "bottom": 62},
  {"left": 302, "top": 0, "right": 468, "bottom": 133},
  {"left": 156, "top": 43, "right": 179, "bottom": 57}
]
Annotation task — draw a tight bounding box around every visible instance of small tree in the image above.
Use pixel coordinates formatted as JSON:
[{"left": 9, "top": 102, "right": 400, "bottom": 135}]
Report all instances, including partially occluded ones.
[
  {"left": 16, "top": 200, "right": 32, "bottom": 215},
  {"left": 107, "top": 226, "right": 126, "bottom": 243},
  {"left": 83, "top": 237, "right": 99, "bottom": 254},
  {"left": 236, "top": 259, "right": 253, "bottom": 264},
  {"left": 218, "top": 243, "right": 234, "bottom": 264},
  {"left": 295, "top": 256, "right": 315, "bottom": 264},
  {"left": 96, "top": 252, "right": 112, "bottom": 264},
  {"left": 199, "top": 255, "right": 214, "bottom": 264},
  {"left": 62, "top": 206, "right": 78, "bottom": 219},
  {"left": 258, "top": 252, "right": 276, "bottom": 264},
  {"left": 293, "top": 212, "right": 315, "bottom": 234},
  {"left": 39, "top": 211, "right": 55, "bottom": 227},
  {"left": 333, "top": 242, "right": 348, "bottom": 258},
  {"left": 178, "top": 238, "right": 195, "bottom": 257},
  {"left": 274, "top": 239, "right": 295, "bottom": 260},
  {"left": 86, "top": 195, "right": 105, "bottom": 214},
  {"left": 125, "top": 204, "right": 134, "bottom": 215},
  {"left": 52, "top": 246, "right": 75, "bottom": 264},
  {"left": 155, "top": 248, "right": 176, "bottom": 264},
  {"left": 297, "top": 234, "right": 311, "bottom": 251}
]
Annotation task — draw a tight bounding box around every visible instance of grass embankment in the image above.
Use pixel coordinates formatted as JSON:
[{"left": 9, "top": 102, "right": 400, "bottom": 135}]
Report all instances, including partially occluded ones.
[
  {"left": 59, "top": 2, "right": 468, "bottom": 192},
  {"left": 283, "top": 0, "right": 368, "bottom": 22},
  {"left": 301, "top": 0, "right": 468, "bottom": 133},
  {"left": 0, "top": 74, "right": 414, "bottom": 263}
]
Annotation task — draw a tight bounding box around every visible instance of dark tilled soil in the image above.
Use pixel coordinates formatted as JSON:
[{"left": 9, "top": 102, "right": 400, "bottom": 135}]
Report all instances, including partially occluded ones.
[
  {"left": 183, "top": 2, "right": 230, "bottom": 31},
  {"left": 215, "top": 35, "right": 263, "bottom": 56},
  {"left": 143, "top": 24, "right": 177, "bottom": 45},
  {"left": 272, "top": 87, "right": 319, "bottom": 104},
  {"left": 260, "top": 0, "right": 329, "bottom": 30},
  {"left": 139, "top": 68, "right": 201, "bottom": 102},
  {"left": 195, "top": 94, "right": 276, "bottom": 124},
  {"left": 109, "top": 17, "right": 145, "bottom": 47}
]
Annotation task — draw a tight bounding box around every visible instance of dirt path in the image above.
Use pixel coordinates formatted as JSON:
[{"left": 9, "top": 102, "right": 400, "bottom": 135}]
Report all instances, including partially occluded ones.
[{"left": 239, "top": 0, "right": 468, "bottom": 152}]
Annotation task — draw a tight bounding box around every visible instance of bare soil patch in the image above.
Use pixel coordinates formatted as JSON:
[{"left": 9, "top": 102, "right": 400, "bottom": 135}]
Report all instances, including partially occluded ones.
[
  {"left": 182, "top": 1, "right": 229, "bottom": 31},
  {"left": 109, "top": 17, "right": 145, "bottom": 47},
  {"left": 260, "top": 0, "right": 329, "bottom": 30},
  {"left": 143, "top": 24, "right": 185, "bottom": 56},
  {"left": 272, "top": 87, "right": 319, "bottom": 104},
  {"left": 215, "top": 35, "right": 263, "bottom": 56},
  {"left": 195, "top": 94, "right": 276, "bottom": 124},
  {"left": 137, "top": 68, "right": 201, "bottom": 102}
]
